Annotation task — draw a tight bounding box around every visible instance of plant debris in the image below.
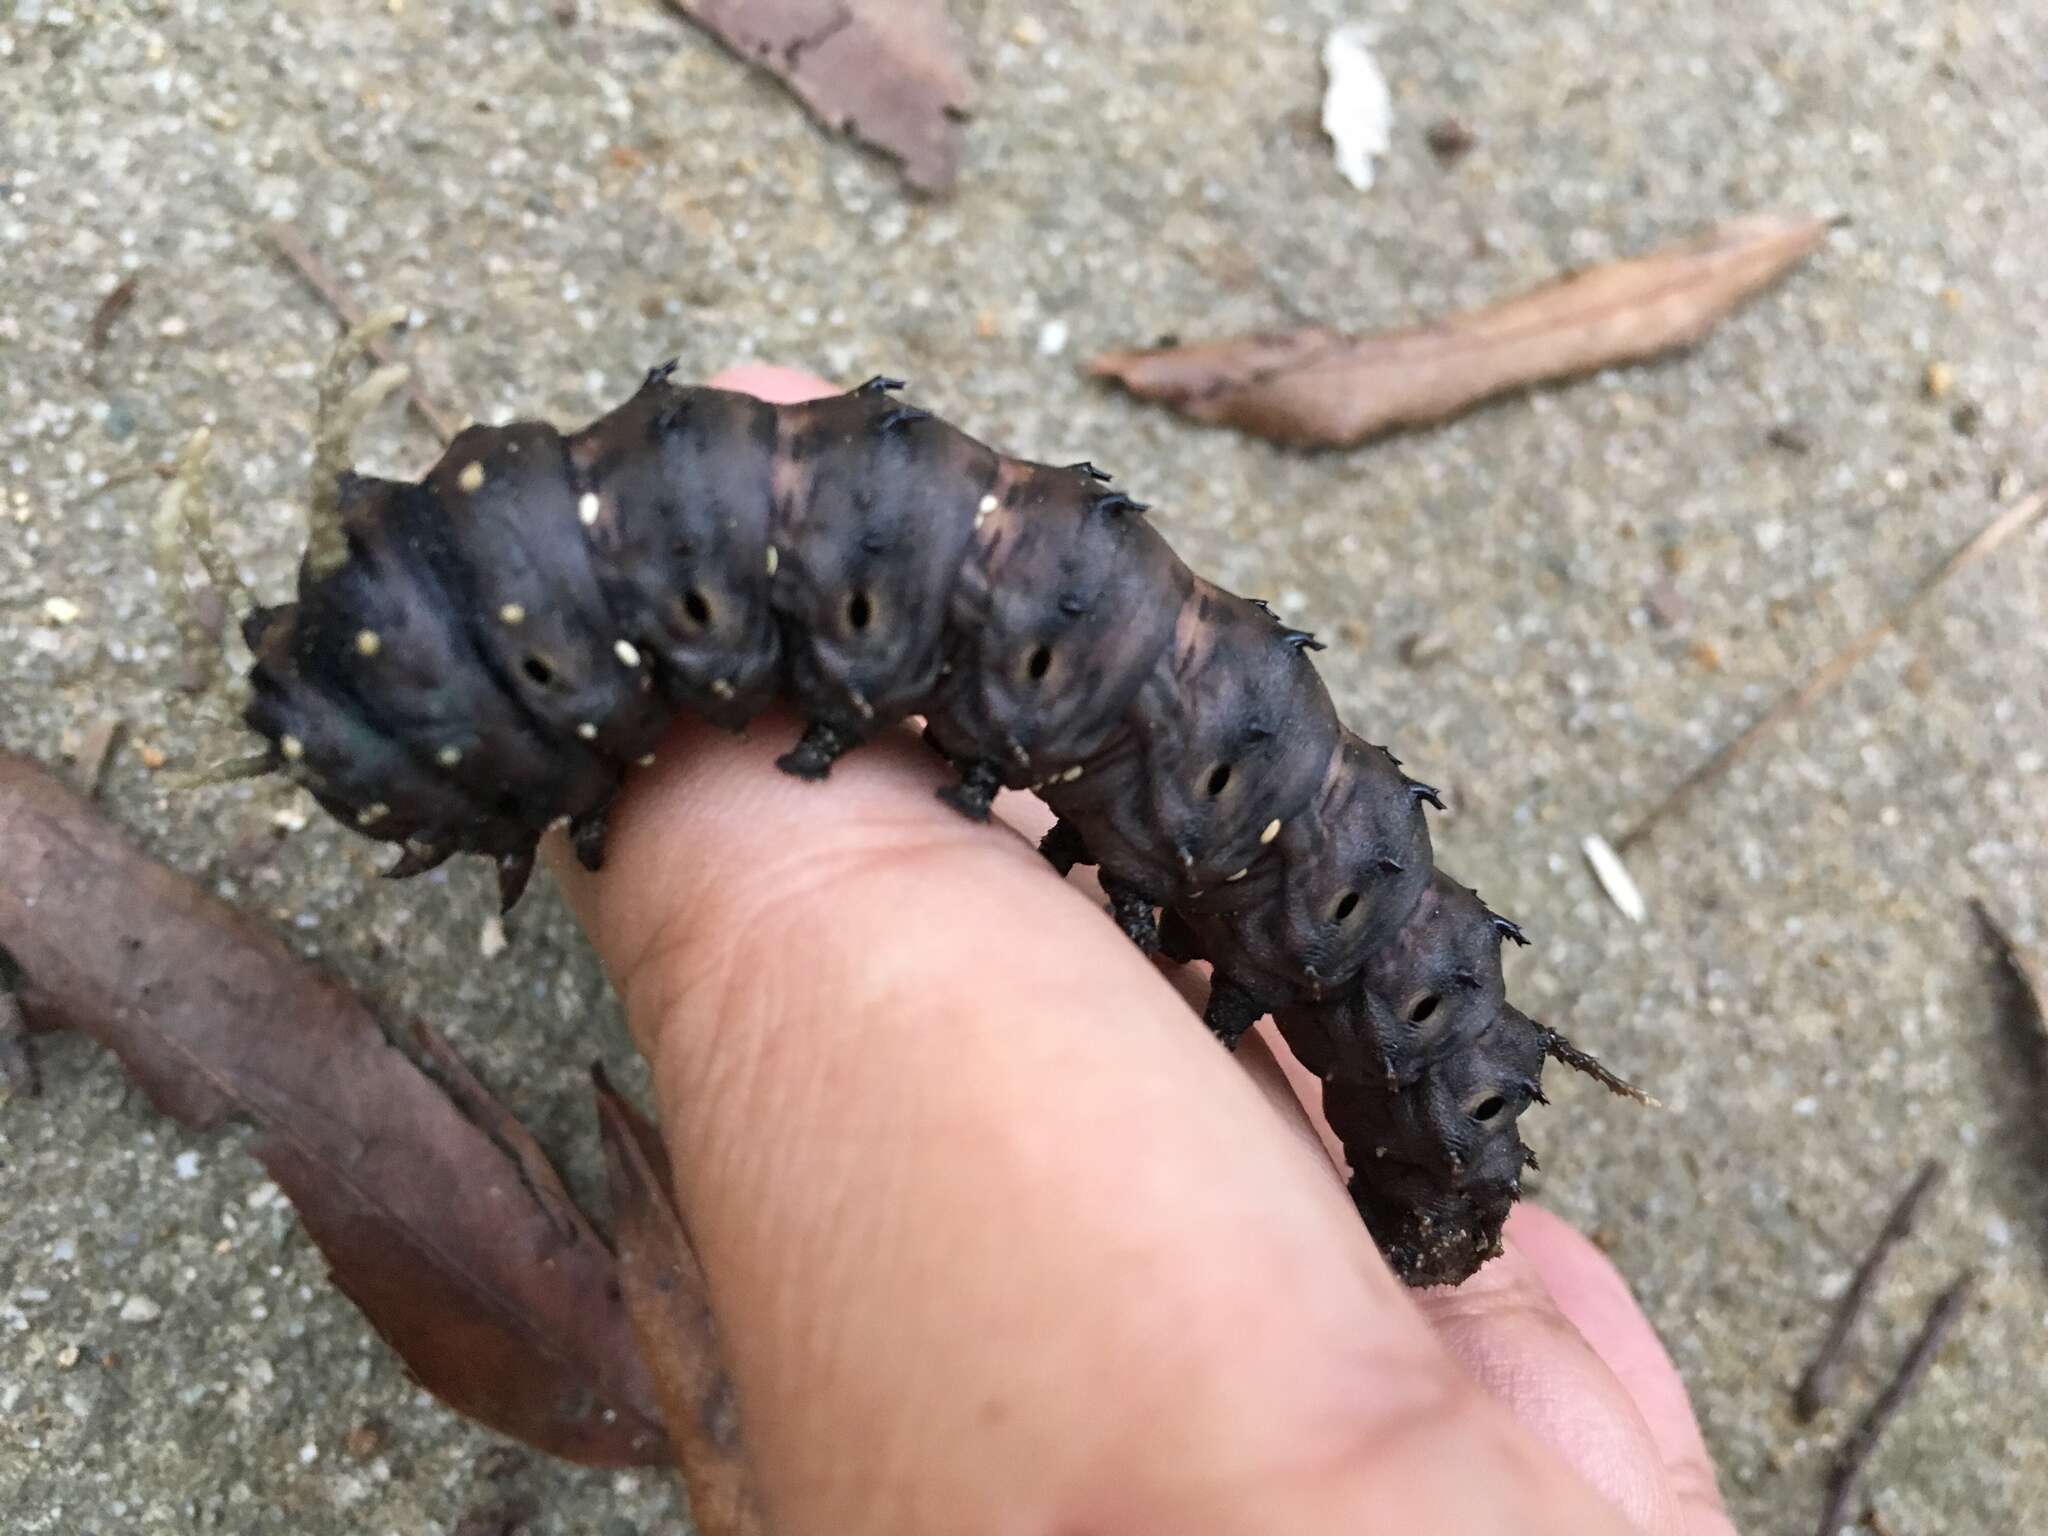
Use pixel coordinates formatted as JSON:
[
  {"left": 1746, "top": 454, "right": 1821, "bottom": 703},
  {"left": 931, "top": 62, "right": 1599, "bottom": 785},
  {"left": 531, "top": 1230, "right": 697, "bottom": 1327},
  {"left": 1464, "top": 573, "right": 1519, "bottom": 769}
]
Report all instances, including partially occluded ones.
[
  {"left": 1794, "top": 1160, "right": 1946, "bottom": 1421},
  {"left": 0, "top": 751, "right": 668, "bottom": 1466},
  {"left": 1580, "top": 833, "right": 1647, "bottom": 924},
  {"left": 1816, "top": 1271, "right": 1977, "bottom": 1536},
  {"left": 1321, "top": 23, "right": 1394, "bottom": 191},
  {"left": 1090, "top": 212, "right": 1825, "bottom": 449},
  {"left": 260, "top": 224, "right": 462, "bottom": 442},
  {"left": 1619, "top": 488, "right": 2047, "bottom": 852},
  {"left": 85, "top": 272, "right": 143, "bottom": 364},
  {"left": 59, "top": 717, "right": 125, "bottom": 799},
  {"left": 595, "top": 1070, "right": 767, "bottom": 1536},
  {"left": 659, "top": 0, "right": 973, "bottom": 195}
]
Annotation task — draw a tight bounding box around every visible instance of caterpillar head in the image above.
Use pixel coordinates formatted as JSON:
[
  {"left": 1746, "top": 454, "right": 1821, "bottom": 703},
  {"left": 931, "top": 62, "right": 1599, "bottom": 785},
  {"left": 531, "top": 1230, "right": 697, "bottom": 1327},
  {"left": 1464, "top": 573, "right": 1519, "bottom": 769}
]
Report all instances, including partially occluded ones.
[{"left": 1326, "top": 1004, "right": 1550, "bottom": 1286}]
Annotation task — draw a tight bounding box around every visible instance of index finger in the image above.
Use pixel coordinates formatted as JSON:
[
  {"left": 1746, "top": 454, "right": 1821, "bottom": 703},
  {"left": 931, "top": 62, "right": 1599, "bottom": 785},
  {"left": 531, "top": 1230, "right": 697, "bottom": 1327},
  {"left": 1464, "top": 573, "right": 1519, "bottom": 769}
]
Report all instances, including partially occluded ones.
[{"left": 549, "top": 366, "right": 1643, "bottom": 1536}]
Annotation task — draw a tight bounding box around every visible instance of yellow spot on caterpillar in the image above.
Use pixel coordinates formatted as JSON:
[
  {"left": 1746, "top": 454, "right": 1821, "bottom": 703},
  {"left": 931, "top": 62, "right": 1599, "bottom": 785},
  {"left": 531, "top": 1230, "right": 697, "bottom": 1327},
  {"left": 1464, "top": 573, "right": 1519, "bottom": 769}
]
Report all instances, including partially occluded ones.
[
  {"left": 1260, "top": 818, "right": 1282, "bottom": 844},
  {"left": 435, "top": 746, "right": 462, "bottom": 767},
  {"left": 457, "top": 462, "right": 486, "bottom": 493},
  {"left": 578, "top": 492, "right": 601, "bottom": 526},
  {"left": 1061, "top": 764, "right": 1085, "bottom": 782},
  {"left": 576, "top": 722, "right": 598, "bottom": 740},
  {"left": 765, "top": 544, "right": 779, "bottom": 577},
  {"left": 709, "top": 678, "right": 736, "bottom": 700},
  {"left": 354, "top": 629, "right": 382, "bottom": 657},
  {"left": 358, "top": 803, "right": 390, "bottom": 826},
  {"left": 499, "top": 603, "right": 526, "bottom": 625},
  {"left": 1225, "top": 867, "right": 1249, "bottom": 883},
  {"left": 280, "top": 734, "right": 305, "bottom": 761},
  {"left": 636, "top": 753, "right": 657, "bottom": 767},
  {"left": 614, "top": 639, "right": 642, "bottom": 666}
]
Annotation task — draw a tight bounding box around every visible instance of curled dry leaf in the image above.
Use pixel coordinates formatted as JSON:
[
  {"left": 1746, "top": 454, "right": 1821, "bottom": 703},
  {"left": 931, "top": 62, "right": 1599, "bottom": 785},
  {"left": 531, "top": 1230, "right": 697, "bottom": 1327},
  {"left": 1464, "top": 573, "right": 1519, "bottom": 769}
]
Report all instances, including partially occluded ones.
[
  {"left": 1091, "top": 212, "right": 1826, "bottom": 448},
  {"left": 595, "top": 1070, "right": 766, "bottom": 1535},
  {"left": 660, "top": 0, "right": 973, "bottom": 195},
  {"left": 0, "top": 751, "right": 668, "bottom": 1467}
]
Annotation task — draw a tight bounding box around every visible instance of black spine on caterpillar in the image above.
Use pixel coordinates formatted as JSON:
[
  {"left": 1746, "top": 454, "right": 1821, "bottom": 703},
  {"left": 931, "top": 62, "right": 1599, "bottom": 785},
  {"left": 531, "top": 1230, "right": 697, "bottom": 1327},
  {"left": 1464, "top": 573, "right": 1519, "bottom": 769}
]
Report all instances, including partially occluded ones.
[{"left": 236, "top": 369, "right": 1629, "bottom": 1286}]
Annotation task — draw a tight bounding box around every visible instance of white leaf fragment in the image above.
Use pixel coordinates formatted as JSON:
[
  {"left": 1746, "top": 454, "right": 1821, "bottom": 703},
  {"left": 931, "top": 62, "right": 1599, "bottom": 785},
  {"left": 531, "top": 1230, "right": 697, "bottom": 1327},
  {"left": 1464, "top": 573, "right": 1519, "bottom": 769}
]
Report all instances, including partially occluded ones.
[
  {"left": 1320, "top": 23, "right": 1394, "bottom": 192},
  {"left": 1581, "top": 834, "right": 1647, "bottom": 923}
]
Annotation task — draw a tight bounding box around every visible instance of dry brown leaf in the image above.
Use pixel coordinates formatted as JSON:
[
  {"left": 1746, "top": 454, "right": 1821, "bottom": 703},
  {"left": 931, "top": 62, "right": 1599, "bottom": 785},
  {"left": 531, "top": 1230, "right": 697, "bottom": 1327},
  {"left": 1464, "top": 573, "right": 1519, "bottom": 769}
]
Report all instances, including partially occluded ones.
[
  {"left": 1091, "top": 212, "right": 1827, "bottom": 448},
  {"left": 0, "top": 751, "right": 669, "bottom": 1467},
  {"left": 661, "top": 0, "right": 972, "bottom": 195},
  {"left": 594, "top": 1070, "right": 768, "bottom": 1536}
]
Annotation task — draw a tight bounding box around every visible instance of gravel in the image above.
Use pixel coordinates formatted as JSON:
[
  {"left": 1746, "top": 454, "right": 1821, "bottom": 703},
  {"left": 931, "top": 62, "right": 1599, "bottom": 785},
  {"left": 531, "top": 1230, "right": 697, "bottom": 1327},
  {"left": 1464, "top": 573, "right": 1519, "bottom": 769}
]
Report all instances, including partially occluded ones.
[{"left": 3, "top": 0, "right": 2044, "bottom": 1531}]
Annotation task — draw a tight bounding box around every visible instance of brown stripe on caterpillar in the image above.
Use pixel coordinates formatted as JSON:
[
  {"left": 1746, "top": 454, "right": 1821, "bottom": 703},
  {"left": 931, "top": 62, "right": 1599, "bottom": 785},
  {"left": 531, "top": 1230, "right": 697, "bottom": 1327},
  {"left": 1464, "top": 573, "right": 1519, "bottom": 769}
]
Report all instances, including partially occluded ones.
[{"left": 164, "top": 333, "right": 1645, "bottom": 1287}]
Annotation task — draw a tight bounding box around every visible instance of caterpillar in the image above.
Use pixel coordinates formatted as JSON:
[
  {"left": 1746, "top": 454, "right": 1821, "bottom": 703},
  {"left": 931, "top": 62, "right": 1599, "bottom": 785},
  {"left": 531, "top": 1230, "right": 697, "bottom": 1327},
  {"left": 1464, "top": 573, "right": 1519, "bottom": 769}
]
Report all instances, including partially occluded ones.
[{"left": 169, "top": 322, "right": 1642, "bottom": 1288}]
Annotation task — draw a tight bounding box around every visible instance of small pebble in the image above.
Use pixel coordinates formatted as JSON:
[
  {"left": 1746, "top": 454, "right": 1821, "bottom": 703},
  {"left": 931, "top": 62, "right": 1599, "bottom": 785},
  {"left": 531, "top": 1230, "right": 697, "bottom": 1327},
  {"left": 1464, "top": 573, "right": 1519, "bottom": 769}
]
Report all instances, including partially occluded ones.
[
  {"left": 1036, "top": 318, "right": 1069, "bottom": 356},
  {"left": 118, "top": 1295, "right": 162, "bottom": 1324},
  {"left": 1424, "top": 117, "right": 1476, "bottom": 161},
  {"left": 42, "top": 596, "right": 81, "bottom": 625},
  {"left": 1922, "top": 360, "right": 1954, "bottom": 399},
  {"left": 56, "top": 1344, "right": 80, "bottom": 1369}
]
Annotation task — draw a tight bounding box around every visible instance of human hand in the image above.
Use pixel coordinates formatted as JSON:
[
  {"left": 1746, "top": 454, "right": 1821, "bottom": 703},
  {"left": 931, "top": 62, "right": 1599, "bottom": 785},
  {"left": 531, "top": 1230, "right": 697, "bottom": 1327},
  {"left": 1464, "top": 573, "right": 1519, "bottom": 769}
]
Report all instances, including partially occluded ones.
[{"left": 550, "top": 364, "right": 1738, "bottom": 1536}]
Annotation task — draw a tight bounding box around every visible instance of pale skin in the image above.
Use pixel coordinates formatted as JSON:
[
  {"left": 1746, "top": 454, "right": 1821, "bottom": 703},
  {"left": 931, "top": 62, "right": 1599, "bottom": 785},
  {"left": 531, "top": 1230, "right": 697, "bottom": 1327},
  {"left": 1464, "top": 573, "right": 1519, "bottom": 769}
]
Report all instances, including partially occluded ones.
[{"left": 548, "top": 364, "right": 1740, "bottom": 1536}]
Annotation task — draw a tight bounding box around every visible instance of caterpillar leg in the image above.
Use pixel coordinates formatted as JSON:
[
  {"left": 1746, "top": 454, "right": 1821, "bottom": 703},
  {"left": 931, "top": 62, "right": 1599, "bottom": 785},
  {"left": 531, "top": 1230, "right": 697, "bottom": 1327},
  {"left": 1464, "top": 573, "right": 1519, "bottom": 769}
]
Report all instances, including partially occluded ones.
[
  {"left": 496, "top": 846, "right": 539, "bottom": 913},
  {"left": 1101, "top": 876, "right": 1160, "bottom": 953},
  {"left": 1038, "top": 817, "right": 1093, "bottom": 876},
  {"left": 775, "top": 720, "right": 853, "bottom": 781},
  {"left": 306, "top": 305, "right": 413, "bottom": 580},
  {"left": 1157, "top": 907, "right": 1202, "bottom": 966},
  {"left": 568, "top": 802, "right": 613, "bottom": 872},
  {"left": 1202, "top": 975, "right": 1266, "bottom": 1051},
  {"left": 935, "top": 759, "right": 1004, "bottom": 823}
]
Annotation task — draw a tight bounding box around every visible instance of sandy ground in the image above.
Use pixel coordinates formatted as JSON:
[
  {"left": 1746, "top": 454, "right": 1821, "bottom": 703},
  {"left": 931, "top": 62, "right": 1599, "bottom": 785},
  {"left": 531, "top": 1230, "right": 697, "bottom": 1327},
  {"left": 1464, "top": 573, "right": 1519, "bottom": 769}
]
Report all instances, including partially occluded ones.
[{"left": 3, "top": 1, "right": 2045, "bottom": 1531}]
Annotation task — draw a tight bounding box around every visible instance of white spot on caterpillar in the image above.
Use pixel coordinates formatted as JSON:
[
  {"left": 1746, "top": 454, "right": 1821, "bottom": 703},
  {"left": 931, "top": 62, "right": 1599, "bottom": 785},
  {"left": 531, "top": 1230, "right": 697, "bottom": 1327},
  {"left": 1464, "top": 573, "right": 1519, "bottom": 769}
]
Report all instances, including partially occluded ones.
[
  {"left": 975, "top": 492, "right": 998, "bottom": 528},
  {"left": 435, "top": 746, "right": 462, "bottom": 768},
  {"left": 578, "top": 492, "right": 601, "bottom": 526},
  {"left": 765, "top": 543, "right": 779, "bottom": 577},
  {"left": 709, "top": 678, "right": 736, "bottom": 700},
  {"left": 1060, "top": 764, "right": 1085, "bottom": 782},
  {"left": 849, "top": 688, "right": 875, "bottom": 721},
  {"left": 613, "top": 639, "right": 642, "bottom": 667},
  {"left": 1260, "top": 817, "right": 1282, "bottom": 844},
  {"left": 457, "top": 461, "right": 486, "bottom": 493},
  {"left": 636, "top": 753, "right": 657, "bottom": 768},
  {"left": 279, "top": 734, "right": 305, "bottom": 761},
  {"left": 499, "top": 603, "right": 526, "bottom": 625},
  {"left": 576, "top": 722, "right": 598, "bottom": 740},
  {"left": 1225, "top": 867, "right": 1249, "bottom": 882},
  {"left": 357, "top": 803, "right": 390, "bottom": 826},
  {"left": 1581, "top": 833, "right": 1647, "bottom": 923},
  {"left": 354, "top": 628, "right": 382, "bottom": 657}
]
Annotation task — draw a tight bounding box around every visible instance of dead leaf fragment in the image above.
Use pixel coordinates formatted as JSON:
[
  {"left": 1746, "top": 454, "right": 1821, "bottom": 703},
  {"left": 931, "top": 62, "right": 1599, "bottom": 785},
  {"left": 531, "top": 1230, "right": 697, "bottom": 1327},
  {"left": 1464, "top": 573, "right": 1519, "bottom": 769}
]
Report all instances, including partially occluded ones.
[
  {"left": 0, "top": 751, "right": 668, "bottom": 1467},
  {"left": 1091, "top": 212, "right": 1827, "bottom": 448},
  {"left": 595, "top": 1071, "right": 768, "bottom": 1536},
  {"left": 660, "top": 0, "right": 973, "bottom": 194}
]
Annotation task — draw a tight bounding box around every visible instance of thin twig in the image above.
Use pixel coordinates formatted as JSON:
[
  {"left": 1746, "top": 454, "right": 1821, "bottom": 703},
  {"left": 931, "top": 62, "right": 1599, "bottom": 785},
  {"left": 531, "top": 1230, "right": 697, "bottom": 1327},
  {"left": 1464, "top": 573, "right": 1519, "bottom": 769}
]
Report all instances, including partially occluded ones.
[
  {"left": 1816, "top": 1271, "right": 1977, "bottom": 1536},
  {"left": 1794, "top": 1161, "right": 1946, "bottom": 1420},
  {"left": 1619, "top": 489, "right": 2048, "bottom": 852},
  {"left": 86, "top": 272, "right": 143, "bottom": 358},
  {"left": 259, "top": 223, "right": 462, "bottom": 443}
]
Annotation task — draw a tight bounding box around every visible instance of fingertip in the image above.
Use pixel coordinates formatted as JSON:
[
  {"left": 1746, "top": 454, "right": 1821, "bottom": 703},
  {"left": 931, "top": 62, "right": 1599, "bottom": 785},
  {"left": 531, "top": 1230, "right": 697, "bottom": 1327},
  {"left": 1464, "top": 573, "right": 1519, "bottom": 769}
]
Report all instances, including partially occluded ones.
[{"left": 705, "top": 363, "right": 842, "bottom": 404}]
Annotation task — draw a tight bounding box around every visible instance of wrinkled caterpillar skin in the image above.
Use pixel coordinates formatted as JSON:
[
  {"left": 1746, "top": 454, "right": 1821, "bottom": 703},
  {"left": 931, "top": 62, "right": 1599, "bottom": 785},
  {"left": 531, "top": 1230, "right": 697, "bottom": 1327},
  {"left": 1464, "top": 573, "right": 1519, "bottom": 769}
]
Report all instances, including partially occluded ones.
[{"left": 242, "top": 369, "right": 1551, "bottom": 1286}]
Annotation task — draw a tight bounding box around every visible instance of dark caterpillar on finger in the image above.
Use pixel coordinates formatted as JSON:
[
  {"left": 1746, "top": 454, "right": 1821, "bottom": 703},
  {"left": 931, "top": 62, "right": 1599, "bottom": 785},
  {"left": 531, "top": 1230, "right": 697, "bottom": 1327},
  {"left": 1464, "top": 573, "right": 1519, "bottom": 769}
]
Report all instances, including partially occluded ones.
[{"left": 182, "top": 340, "right": 1643, "bottom": 1287}]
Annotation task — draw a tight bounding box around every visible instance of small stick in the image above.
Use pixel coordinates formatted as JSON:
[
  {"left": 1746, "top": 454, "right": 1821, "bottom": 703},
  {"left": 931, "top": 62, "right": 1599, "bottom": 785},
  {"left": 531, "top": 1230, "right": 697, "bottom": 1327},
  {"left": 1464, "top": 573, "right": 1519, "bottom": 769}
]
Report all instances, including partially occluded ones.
[
  {"left": 260, "top": 223, "right": 462, "bottom": 443},
  {"left": 1815, "top": 1271, "right": 1977, "bottom": 1536},
  {"left": 86, "top": 272, "right": 143, "bottom": 358},
  {"left": 1794, "top": 1160, "right": 1946, "bottom": 1420},
  {"left": 1619, "top": 489, "right": 2047, "bottom": 852}
]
